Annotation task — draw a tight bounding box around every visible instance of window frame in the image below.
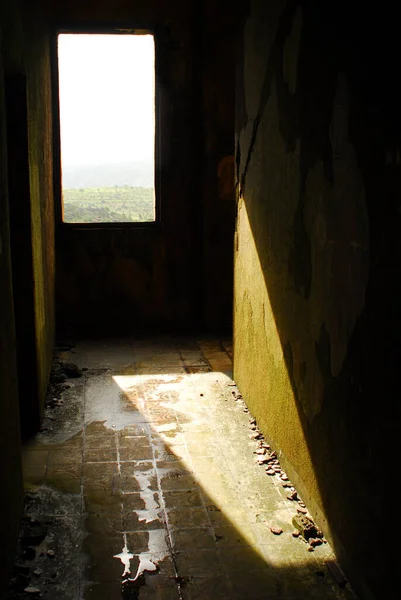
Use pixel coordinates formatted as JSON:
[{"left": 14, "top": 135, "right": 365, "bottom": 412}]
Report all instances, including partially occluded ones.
[{"left": 51, "top": 25, "right": 161, "bottom": 230}]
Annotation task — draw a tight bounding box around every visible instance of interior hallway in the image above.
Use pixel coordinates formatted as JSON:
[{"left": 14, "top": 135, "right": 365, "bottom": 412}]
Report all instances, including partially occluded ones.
[{"left": 11, "top": 338, "right": 356, "bottom": 600}]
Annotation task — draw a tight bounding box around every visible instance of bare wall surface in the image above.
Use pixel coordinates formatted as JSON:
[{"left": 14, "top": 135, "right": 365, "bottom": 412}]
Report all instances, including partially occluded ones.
[
  {"left": 3, "top": 0, "right": 56, "bottom": 437},
  {"left": 201, "top": 0, "right": 237, "bottom": 332},
  {"left": 234, "top": 1, "right": 400, "bottom": 598}
]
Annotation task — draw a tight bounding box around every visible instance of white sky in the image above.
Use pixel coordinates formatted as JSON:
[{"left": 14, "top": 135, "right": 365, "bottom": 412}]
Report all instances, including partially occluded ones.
[{"left": 58, "top": 34, "right": 155, "bottom": 167}]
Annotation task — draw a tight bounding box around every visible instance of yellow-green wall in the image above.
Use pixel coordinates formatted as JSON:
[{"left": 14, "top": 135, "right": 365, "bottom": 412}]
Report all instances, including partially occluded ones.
[
  {"left": 23, "top": 1, "right": 56, "bottom": 421},
  {"left": 234, "top": 1, "right": 399, "bottom": 598}
]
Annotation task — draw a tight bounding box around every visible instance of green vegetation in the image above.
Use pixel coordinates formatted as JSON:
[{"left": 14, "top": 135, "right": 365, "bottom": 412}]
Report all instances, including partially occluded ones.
[{"left": 62, "top": 186, "right": 155, "bottom": 223}]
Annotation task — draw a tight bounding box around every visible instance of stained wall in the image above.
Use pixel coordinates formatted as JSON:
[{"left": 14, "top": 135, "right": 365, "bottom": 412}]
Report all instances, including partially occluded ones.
[{"left": 234, "top": 1, "right": 400, "bottom": 597}]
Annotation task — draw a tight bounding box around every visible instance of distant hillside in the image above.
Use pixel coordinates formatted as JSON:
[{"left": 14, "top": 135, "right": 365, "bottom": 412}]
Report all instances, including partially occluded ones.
[
  {"left": 62, "top": 160, "right": 154, "bottom": 189},
  {"left": 63, "top": 187, "right": 155, "bottom": 223}
]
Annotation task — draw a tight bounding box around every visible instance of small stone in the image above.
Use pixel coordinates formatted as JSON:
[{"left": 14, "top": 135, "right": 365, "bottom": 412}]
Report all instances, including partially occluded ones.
[
  {"left": 287, "top": 490, "right": 298, "bottom": 501},
  {"left": 307, "top": 546, "right": 315, "bottom": 552},
  {"left": 24, "top": 587, "right": 41, "bottom": 595},
  {"left": 282, "top": 482, "right": 292, "bottom": 488},
  {"left": 292, "top": 514, "right": 318, "bottom": 540},
  {"left": 292, "top": 530, "right": 300, "bottom": 538},
  {"left": 255, "top": 448, "right": 266, "bottom": 455},
  {"left": 257, "top": 457, "right": 269, "bottom": 465},
  {"left": 280, "top": 475, "right": 289, "bottom": 481},
  {"left": 309, "top": 538, "right": 323, "bottom": 547},
  {"left": 273, "top": 466, "right": 282, "bottom": 472},
  {"left": 200, "top": 393, "right": 204, "bottom": 397},
  {"left": 47, "top": 549, "right": 55, "bottom": 558},
  {"left": 270, "top": 527, "right": 283, "bottom": 535},
  {"left": 33, "top": 570, "right": 42, "bottom": 577},
  {"left": 297, "top": 507, "right": 308, "bottom": 514},
  {"left": 299, "top": 502, "right": 306, "bottom": 508},
  {"left": 265, "top": 469, "right": 275, "bottom": 475}
]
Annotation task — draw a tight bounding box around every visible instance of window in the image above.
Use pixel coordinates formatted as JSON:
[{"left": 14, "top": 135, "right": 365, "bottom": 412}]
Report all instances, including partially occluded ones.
[{"left": 57, "top": 33, "right": 156, "bottom": 224}]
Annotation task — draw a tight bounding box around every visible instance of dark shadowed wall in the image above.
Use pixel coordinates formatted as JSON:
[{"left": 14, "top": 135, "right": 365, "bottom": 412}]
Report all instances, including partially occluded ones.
[
  {"left": 0, "top": 0, "right": 55, "bottom": 586},
  {"left": 24, "top": 2, "right": 56, "bottom": 427},
  {"left": 0, "top": 9, "right": 24, "bottom": 595},
  {"left": 4, "top": 0, "right": 56, "bottom": 438}
]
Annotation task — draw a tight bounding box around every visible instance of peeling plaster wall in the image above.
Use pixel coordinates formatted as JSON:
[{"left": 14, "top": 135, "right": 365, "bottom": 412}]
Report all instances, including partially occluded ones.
[{"left": 234, "top": 1, "right": 400, "bottom": 598}]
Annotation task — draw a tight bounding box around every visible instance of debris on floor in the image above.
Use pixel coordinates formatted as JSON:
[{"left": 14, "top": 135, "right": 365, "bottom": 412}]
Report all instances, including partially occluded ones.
[
  {"left": 9, "top": 337, "right": 357, "bottom": 600},
  {"left": 6, "top": 492, "right": 83, "bottom": 599}
]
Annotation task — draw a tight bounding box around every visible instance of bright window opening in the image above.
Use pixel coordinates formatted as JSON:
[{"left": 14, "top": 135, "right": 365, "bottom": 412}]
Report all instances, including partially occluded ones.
[{"left": 57, "top": 33, "right": 155, "bottom": 224}]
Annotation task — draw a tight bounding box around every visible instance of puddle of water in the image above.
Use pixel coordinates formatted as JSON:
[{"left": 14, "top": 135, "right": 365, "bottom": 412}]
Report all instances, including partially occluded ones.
[
  {"left": 139, "top": 488, "right": 159, "bottom": 511},
  {"left": 133, "top": 469, "right": 159, "bottom": 511},
  {"left": 135, "top": 509, "right": 161, "bottom": 524},
  {"left": 114, "top": 531, "right": 167, "bottom": 588},
  {"left": 130, "top": 556, "right": 158, "bottom": 581},
  {"left": 114, "top": 543, "right": 135, "bottom": 577},
  {"left": 133, "top": 471, "right": 152, "bottom": 491},
  {"left": 114, "top": 543, "right": 159, "bottom": 582}
]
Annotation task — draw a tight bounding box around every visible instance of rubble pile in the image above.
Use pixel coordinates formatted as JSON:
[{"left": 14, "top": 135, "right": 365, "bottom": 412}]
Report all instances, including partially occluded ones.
[{"left": 229, "top": 382, "right": 327, "bottom": 552}]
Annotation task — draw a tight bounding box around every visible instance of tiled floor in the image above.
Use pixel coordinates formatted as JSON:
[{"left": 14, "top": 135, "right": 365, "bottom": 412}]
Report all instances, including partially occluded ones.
[{"left": 17, "top": 337, "right": 356, "bottom": 599}]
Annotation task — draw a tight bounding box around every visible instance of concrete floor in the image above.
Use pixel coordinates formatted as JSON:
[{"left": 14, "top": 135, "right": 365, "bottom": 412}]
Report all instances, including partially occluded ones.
[{"left": 14, "top": 338, "right": 357, "bottom": 599}]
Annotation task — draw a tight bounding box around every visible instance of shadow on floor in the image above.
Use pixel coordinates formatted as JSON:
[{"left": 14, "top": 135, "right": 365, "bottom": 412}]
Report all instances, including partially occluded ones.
[{"left": 9, "top": 337, "right": 356, "bottom": 600}]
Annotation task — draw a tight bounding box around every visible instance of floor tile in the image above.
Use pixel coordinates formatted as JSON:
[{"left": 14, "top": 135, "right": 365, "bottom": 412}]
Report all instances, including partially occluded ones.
[
  {"left": 163, "top": 489, "right": 204, "bottom": 509},
  {"left": 10, "top": 337, "right": 357, "bottom": 600},
  {"left": 158, "top": 468, "right": 199, "bottom": 492},
  {"left": 180, "top": 575, "right": 233, "bottom": 600},
  {"left": 170, "top": 527, "right": 216, "bottom": 552},
  {"left": 174, "top": 549, "right": 225, "bottom": 578},
  {"left": 166, "top": 507, "right": 210, "bottom": 529}
]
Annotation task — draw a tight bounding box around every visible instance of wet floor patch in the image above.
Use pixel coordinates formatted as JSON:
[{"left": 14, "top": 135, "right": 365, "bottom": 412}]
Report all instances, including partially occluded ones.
[{"left": 7, "top": 337, "right": 357, "bottom": 599}]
